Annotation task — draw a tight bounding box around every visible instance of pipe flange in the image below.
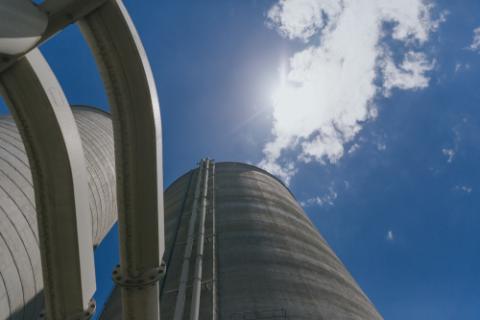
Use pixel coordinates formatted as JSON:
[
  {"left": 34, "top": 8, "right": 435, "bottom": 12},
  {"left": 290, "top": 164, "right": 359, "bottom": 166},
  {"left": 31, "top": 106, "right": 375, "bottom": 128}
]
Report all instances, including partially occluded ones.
[
  {"left": 38, "top": 299, "right": 96, "bottom": 320},
  {"left": 112, "top": 261, "right": 166, "bottom": 289}
]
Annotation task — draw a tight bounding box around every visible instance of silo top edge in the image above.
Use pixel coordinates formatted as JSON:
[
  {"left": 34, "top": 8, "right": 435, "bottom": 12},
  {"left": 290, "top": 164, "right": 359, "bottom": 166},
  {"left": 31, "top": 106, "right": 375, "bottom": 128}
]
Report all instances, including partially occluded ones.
[
  {"left": 165, "top": 161, "right": 297, "bottom": 201},
  {"left": 71, "top": 105, "right": 112, "bottom": 118}
]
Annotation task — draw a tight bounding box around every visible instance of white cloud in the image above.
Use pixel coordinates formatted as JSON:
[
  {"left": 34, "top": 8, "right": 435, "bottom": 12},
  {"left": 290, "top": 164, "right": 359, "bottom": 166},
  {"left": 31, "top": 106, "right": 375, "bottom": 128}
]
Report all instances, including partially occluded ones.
[
  {"left": 454, "top": 63, "right": 461, "bottom": 73},
  {"left": 454, "top": 185, "right": 472, "bottom": 194},
  {"left": 266, "top": 0, "right": 343, "bottom": 41},
  {"left": 260, "top": 0, "right": 444, "bottom": 182},
  {"left": 301, "top": 186, "right": 338, "bottom": 207},
  {"left": 348, "top": 143, "right": 360, "bottom": 154},
  {"left": 386, "top": 230, "right": 394, "bottom": 241},
  {"left": 441, "top": 125, "right": 462, "bottom": 164},
  {"left": 382, "top": 51, "right": 435, "bottom": 95},
  {"left": 377, "top": 142, "right": 387, "bottom": 151},
  {"left": 455, "top": 63, "right": 470, "bottom": 73},
  {"left": 260, "top": 160, "right": 297, "bottom": 185},
  {"left": 469, "top": 27, "right": 480, "bottom": 52},
  {"left": 442, "top": 148, "right": 455, "bottom": 163}
]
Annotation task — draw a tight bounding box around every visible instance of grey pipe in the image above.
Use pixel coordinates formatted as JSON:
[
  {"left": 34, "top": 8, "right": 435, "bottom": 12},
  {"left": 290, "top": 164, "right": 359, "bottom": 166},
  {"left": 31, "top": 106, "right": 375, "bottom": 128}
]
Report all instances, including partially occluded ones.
[
  {"left": 172, "top": 160, "right": 207, "bottom": 320},
  {"left": 190, "top": 160, "right": 210, "bottom": 320},
  {"left": 211, "top": 162, "right": 217, "bottom": 320}
]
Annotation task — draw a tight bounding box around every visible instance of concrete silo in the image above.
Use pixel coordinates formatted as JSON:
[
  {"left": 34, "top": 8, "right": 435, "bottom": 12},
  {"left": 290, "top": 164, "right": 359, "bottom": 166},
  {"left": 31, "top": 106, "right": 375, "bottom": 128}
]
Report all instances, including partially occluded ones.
[{"left": 101, "top": 160, "right": 382, "bottom": 319}]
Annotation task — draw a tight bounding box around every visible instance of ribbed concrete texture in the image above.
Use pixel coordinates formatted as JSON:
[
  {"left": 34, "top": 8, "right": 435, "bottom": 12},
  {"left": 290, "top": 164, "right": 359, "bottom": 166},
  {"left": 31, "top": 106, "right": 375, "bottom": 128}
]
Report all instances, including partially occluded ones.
[
  {"left": 0, "top": 106, "right": 117, "bottom": 319},
  {"left": 101, "top": 161, "right": 382, "bottom": 320}
]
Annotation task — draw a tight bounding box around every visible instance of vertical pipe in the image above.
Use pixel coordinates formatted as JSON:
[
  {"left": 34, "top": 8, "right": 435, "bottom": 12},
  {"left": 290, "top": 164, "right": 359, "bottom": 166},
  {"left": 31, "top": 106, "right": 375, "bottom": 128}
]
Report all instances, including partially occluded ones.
[
  {"left": 189, "top": 160, "right": 210, "bottom": 320},
  {"left": 211, "top": 162, "right": 217, "bottom": 320},
  {"left": 173, "top": 160, "right": 208, "bottom": 320}
]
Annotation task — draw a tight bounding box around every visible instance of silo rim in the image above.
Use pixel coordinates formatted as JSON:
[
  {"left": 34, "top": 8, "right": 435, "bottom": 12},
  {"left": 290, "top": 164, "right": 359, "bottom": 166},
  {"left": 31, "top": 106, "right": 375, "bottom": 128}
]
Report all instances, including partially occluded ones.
[
  {"left": 165, "top": 161, "right": 297, "bottom": 201},
  {"left": 71, "top": 105, "right": 112, "bottom": 118}
]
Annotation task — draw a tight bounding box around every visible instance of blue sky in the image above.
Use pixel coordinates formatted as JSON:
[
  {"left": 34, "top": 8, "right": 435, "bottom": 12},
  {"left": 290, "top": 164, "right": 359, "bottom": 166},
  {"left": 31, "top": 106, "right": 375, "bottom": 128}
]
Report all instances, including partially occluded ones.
[{"left": 2, "top": 0, "right": 480, "bottom": 319}]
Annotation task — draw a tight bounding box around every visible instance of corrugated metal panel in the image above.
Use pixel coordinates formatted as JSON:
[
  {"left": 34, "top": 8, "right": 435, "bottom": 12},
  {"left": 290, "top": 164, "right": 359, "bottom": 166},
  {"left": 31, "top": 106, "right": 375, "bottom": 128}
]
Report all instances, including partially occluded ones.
[
  {"left": 73, "top": 107, "right": 117, "bottom": 245},
  {"left": 0, "top": 107, "right": 117, "bottom": 319}
]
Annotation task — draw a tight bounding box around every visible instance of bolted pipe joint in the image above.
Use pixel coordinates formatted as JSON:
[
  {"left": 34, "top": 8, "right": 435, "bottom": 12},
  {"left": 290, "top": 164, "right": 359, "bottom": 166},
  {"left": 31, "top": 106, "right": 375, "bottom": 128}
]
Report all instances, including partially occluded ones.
[{"left": 112, "top": 261, "right": 166, "bottom": 290}]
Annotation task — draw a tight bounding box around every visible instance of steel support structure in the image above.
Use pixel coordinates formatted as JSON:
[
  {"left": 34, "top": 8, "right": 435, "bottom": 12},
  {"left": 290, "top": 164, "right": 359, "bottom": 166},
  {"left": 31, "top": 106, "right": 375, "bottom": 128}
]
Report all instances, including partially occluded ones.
[
  {"left": 0, "top": 0, "right": 164, "bottom": 319},
  {"left": 0, "top": 49, "right": 96, "bottom": 319}
]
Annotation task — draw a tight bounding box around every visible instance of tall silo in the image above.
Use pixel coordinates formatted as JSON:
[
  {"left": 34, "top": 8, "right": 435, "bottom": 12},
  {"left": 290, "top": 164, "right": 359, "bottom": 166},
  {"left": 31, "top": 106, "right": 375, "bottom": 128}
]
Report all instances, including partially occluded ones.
[{"left": 101, "top": 160, "right": 382, "bottom": 319}]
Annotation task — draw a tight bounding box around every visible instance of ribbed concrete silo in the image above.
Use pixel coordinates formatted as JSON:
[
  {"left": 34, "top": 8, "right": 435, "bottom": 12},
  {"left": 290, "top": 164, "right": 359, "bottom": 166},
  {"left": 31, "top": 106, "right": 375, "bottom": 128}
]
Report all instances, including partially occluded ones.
[
  {"left": 101, "top": 160, "right": 382, "bottom": 319},
  {"left": 0, "top": 106, "right": 117, "bottom": 319}
]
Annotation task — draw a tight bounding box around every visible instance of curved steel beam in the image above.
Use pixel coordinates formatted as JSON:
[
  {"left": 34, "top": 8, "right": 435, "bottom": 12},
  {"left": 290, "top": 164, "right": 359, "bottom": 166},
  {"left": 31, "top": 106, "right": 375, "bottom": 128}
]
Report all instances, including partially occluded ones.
[
  {"left": 79, "top": 0, "right": 164, "bottom": 318},
  {"left": 0, "top": 49, "right": 96, "bottom": 319}
]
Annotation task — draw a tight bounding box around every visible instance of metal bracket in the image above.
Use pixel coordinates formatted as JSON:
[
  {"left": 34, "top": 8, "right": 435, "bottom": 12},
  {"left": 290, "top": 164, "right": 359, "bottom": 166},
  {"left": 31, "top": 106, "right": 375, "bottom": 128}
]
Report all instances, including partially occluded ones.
[{"left": 112, "top": 261, "right": 166, "bottom": 290}]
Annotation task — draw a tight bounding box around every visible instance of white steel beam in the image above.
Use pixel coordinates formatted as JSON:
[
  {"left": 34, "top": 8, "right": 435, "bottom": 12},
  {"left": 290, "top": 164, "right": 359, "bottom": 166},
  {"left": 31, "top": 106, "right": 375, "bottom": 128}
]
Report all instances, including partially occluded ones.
[
  {"left": 0, "top": 49, "right": 96, "bottom": 319},
  {"left": 79, "top": 0, "right": 165, "bottom": 318}
]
